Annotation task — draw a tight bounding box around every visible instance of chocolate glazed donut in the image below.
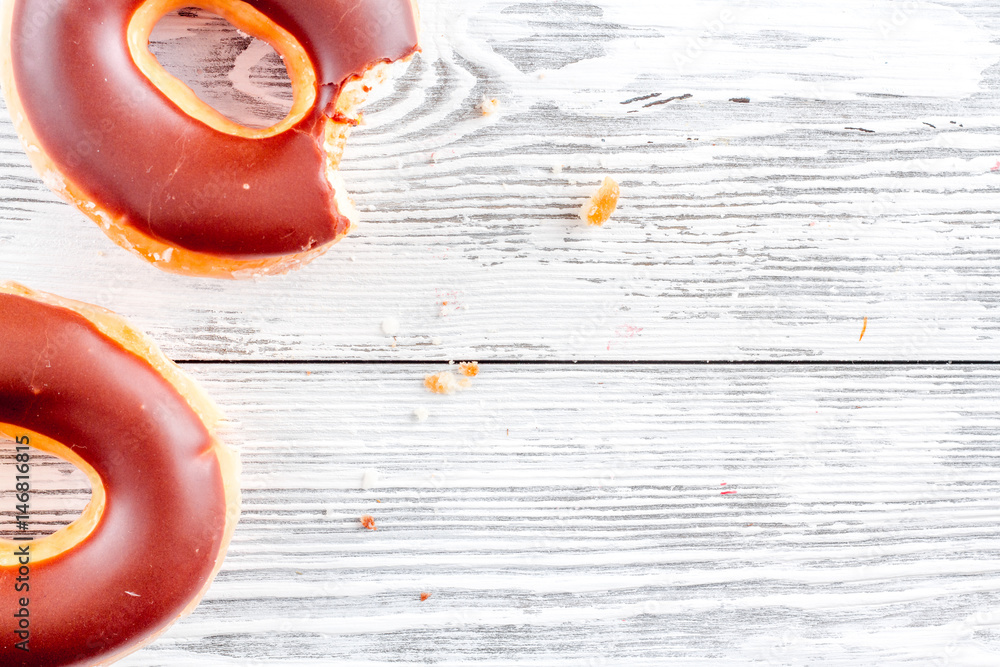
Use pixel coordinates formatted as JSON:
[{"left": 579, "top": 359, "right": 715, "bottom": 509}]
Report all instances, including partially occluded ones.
[
  {"left": 0, "top": 283, "right": 239, "bottom": 666},
  {"left": 0, "top": 1, "right": 420, "bottom": 278}
]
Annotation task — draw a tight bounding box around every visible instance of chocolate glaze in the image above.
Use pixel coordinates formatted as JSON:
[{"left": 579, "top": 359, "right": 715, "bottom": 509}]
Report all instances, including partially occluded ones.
[
  {"left": 10, "top": 0, "right": 419, "bottom": 258},
  {"left": 0, "top": 293, "right": 226, "bottom": 667}
]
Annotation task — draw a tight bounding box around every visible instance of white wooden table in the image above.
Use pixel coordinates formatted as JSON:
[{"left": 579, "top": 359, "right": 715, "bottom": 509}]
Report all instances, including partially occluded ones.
[{"left": 4, "top": 1, "right": 1000, "bottom": 664}]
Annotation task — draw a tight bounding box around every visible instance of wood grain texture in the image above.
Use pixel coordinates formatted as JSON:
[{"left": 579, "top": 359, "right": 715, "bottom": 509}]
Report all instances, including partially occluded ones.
[
  {"left": 4, "top": 2, "right": 1000, "bottom": 665},
  {"left": 73, "top": 363, "right": 1000, "bottom": 666},
  {"left": 2, "top": 1, "right": 1000, "bottom": 360}
]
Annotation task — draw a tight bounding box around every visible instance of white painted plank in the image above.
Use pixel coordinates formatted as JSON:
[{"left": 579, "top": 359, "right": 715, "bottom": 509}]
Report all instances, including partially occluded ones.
[
  {"left": 3, "top": 363, "right": 979, "bottom": 666},
  {"left": 0, "top": 438, "right": 90, "bottom": 540},
  {"left": 2, "top": 2, "right": 1000, "bottom": 360}
]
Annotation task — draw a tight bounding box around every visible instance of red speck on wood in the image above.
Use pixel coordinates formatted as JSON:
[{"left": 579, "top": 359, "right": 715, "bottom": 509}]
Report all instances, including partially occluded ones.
[
  {"left": 721, "top": 491, "right": 737, "bottom": 495},
  {"left": 420, "top": 593, "right": 431, "bottom": 602}
]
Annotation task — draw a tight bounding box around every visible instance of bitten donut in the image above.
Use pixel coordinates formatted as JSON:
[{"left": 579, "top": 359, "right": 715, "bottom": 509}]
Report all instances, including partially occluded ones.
[
  {"left": 0, "top": 1, "right": 420, "bottom": 278},
  {"left": 0, "top": 282, "right": 239, "bottom": 666}
]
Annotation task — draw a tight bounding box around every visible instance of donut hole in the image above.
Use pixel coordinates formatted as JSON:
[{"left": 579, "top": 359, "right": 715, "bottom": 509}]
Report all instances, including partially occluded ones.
[
  {"left": 0, "top": 433, "right": 93, "bottom": 541},
  {"left": 148, "top": 7, "right": 294, "bottom": 130}
]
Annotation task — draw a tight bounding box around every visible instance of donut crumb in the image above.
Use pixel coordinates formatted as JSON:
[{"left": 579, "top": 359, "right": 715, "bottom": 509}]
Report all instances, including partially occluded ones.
[
  {"left": 580, "top": 177, "right": 620, "bottom": 226},
  {"left": 479, "top": 96, "right": 500, "bottom": 116},
  {"left": 424, "top": 371, "right": 471, "bottom": 395},
  {"left": 360, "top": 515, "right": 377, "bottom": 531},
  {"left": 458, "top": 361, "right": 480, "bottom": 377},
  {"left": 420, "top": 593, "right": 431, "bottom": 602}
]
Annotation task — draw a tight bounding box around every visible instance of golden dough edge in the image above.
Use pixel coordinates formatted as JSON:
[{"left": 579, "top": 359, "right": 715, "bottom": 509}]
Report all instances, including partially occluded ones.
[{"left": 0, "top": 425, "right": 108, "bottom": 568}]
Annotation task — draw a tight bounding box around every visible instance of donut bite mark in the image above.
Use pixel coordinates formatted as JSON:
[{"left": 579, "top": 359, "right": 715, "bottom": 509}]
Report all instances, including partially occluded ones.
[
  {"left": 0, "top": 282, "right": 239, "bottom": 666},
  {"left": 1, "top": 0, "right": 420, "bottom": 278}
]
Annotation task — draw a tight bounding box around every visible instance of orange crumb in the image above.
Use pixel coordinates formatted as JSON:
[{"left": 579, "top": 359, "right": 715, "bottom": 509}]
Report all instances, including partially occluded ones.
[
  {"left": 424, "top": 371, "right": 471, "bottom": 395},
  {"left": 860, "top": 317, "right": 868, "bottom": 341},
  {"left": 479, "top": 96, "right": 500, "bottom": 116},
  {"left": 360, "top": 515, "right": 377, "bottom": 531},
  {"left": 458, "top": 361, "right": 480, "bottom": 377},
  {"left": 420, "top": 593, "right": 431, "bottom": 602},
  {"left": 580, "top": 177, "right": 620, "bottom": 226}
]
